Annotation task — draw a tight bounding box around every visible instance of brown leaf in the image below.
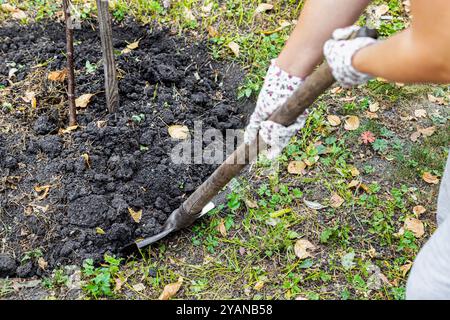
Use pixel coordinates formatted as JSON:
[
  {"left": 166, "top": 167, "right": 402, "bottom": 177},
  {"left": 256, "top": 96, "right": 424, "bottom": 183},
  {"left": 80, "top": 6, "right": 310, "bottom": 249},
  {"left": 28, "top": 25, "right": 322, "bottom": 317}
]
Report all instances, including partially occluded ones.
[
  {"left": 217, "top": 218, "right": 227, "bottom": 237},
  {"left": 422, "top": 172, "right": 439, "bottom": 184},
  {"left": 344, "top": 116, "right": 360, "bottom": 131},
  {"left": 294, "top": 239, "right": 316, "bottom": 259},
  {"left": 330, "top": 193, "right": 344, "bottom": 208},
  {"left": 159, "top": 277, "right": 183, "bottom": 300},
  {"left": 168, "top": 125, "right": 190, "bottom": 139},
  {"left": 327, "top": 115, "right": 341, "bottom": 126},
  {"left": 245, "top": 198, "right": 258, "bottom": 209},
  {"left": 404, "top": 217, "right": 425, "bottom": 238},
  {"left": 409, "top": 131, "right": 421, "bottom": 142},
  {"left": 75, "top": 93, "right": 95, "bottom": 109},
  {"left": 374, "top": 4, "right": 390, "bottom": 17},
  {"left": 413, "top": 205, "right": 426, "bottom": 217},
  {"left": 227, "top": 41, "right": 240, "bottom": 57},
  {"left": 37, "top": 257, "right": 48, "bottom": 270},
  {"left": 207, "top": 26, "right": 218, "bottom": 37},
  {"left": 1, "top": 4, "right": 27, "bottom": 20},
  {"left": 418, "top": 126, "right": 436, "bottom": 137},
  {"left": 128, "top": 208, "right": 143, "bottom": 223},
  {"left": 365, "top": 111, "right": 379, "bottom": 119},
  {"left": 287, "top": 160, "right": 306, "bottom": 175},
  {"left": 350, "top": 166, "right": 360, "bottom": 177},
  {"left": 48, "top": 69, "right": 68, "bottom": 82},
  {"left": 115, "top": 278, "right": 124, "bottom": 292}
]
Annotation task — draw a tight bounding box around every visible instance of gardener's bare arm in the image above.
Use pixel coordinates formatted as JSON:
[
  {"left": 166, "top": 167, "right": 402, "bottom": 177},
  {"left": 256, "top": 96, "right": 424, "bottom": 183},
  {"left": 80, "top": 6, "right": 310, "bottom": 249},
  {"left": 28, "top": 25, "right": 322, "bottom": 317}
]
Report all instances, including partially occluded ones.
[
  {"left": 277, "top": 0, "right": 372, "bottom": 78},
  {"left": 353, "top": 0, "right": 450, "bottom": 83}
]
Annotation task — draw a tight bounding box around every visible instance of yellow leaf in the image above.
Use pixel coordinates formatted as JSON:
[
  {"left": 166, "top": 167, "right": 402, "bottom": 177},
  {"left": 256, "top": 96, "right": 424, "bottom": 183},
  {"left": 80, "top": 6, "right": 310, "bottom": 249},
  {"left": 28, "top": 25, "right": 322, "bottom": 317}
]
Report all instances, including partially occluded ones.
[
  {"left": 48, "top": 69, "right": 68, "bottom": 82},
  {"left": 159, "top": 277, "right": 183, "bottom": 300},
  {"left": 270, "top": 208, "right": 292, "bottom": 218},
  {"left": 422, "top": 172, "right": 439, "bottom": 184},
  {"left": 81, "top": 153, "right": 91, "bottom": 169},
  {"left": 344, "top": 116, "right": 360, "bottom": 131},
  {"left": 330, "top": 193, "right": 344, "bottom": 208},
  {"left": 168, "top": 125, "right": 190, "bottom": 139},
  {"left": 287, "top": 160, "right": 306, "bottom": 175},
  {"left": 227, "top": 41, "right": 240, "bottom": 57},
  {"left": 327, "top": 115, "right": 341, "bottom": 126},
  {"left": 254, "top": 280, "right": 265, "bottom": 291},
  {"left": 75, "top": 93, "right": 95, "bottom": 108},
  {"left": 121, "top": 39, "right": 140, "bottom": 54},
  {"left": 400, "top": 261, "right": 413, "bottom": 277},
  {"left": 34, "top": 185, "right": 51, "bottom": 200},
  {"left": 207, "top": 25, "right": 218, "bottom": 37},
  {"left": 404, "top": 217, "right": 425, "bottom": 238},
  {"left": 96, "top": 227, "right": 105, "bottom": 235},
  {"left": 254, "top": 3, "right": 273, "bottom": 14},
  {"left": 59, "top": 125, "right": 79, "bottom": 134},
  {"left": 350, "top": 166, "right": 360, "bottom": 177},
  {"left": 128, "top": 208, "right": 142, "bottom": 223},
  {"left": 294, "top": 239, "right": 316, "bottom": 260},
  {"left": 217, "top": 218, "right": 227, "bottom": 237}
]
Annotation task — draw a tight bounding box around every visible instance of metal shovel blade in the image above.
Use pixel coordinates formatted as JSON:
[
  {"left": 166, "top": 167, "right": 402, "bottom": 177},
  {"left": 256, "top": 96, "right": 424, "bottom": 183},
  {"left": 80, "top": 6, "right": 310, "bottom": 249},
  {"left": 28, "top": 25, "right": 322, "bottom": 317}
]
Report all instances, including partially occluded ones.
[{"left": 120, "top": 227, "right": 174, "bottom": 256}]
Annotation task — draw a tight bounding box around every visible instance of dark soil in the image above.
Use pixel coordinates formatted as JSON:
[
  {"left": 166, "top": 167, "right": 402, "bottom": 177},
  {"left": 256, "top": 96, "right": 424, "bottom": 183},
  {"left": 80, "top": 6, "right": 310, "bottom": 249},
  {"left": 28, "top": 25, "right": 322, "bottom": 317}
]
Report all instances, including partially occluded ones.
[{"left": 0, "top": 19, "right": 248, "bottom": 277}]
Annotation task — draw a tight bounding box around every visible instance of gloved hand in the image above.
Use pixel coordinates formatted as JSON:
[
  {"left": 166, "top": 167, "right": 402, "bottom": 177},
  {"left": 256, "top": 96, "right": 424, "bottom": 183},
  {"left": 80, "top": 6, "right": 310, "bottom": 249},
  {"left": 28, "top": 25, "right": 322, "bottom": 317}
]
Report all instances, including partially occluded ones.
[
  {"left": 323, "top": 25, "right": 378, "bottom": 88},
  {"left": 244, "top": 59, "right": 308, "bottom": 159}
]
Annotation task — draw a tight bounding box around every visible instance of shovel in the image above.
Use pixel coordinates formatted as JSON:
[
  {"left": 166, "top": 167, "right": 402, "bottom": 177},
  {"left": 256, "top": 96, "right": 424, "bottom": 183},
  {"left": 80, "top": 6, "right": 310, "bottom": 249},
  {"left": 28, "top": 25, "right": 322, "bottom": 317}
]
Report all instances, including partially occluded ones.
[{"left": 121, "top": 27, "right": 378, "bottom": 256}]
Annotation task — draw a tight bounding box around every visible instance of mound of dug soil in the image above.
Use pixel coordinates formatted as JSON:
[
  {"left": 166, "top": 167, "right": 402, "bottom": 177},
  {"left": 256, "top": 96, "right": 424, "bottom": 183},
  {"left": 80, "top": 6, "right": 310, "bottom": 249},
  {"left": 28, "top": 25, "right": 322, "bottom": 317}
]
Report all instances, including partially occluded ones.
[{"left": 0, "top": 19, "right": 247, "bottom": 277}]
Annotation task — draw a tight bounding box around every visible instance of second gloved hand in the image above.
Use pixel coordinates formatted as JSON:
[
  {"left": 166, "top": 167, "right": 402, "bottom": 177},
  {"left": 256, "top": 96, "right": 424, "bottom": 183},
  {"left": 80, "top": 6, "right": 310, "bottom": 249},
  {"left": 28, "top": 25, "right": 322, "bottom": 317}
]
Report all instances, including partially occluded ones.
[{"left": 244, "top": 60, "right": 308, "bottom": 159}]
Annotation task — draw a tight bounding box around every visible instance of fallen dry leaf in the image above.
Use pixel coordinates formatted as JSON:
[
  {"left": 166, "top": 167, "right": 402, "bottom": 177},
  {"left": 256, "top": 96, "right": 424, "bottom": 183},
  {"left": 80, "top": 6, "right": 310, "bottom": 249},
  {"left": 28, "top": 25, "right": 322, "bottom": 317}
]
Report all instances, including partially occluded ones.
[
  {"left": 400, "top": 261, "right": 413, "bottom": 277},
  {"left": 1, "top": 4, "right": 27, "bottom": 20},
  {"left": 81, "top": 153, "right": 91, "bottom": 169},
  {"left": 304, "top": 200, "right": 327, "bottom": 210},
  {"left": 330, "top": 193, "right": 344, "bottom": 208},
  {"left": 34, "top": 185, "right": 51, "bottom": 201},
  {"left": 75, "top": 93, "right": 95, "bottom": 109},
  {"left": 37, "top": 257, "right": 48, "bottom": 270},
  {"left": 59, "top": 125, "right": 78, "bottom": 134},
  {"left": 159, "top": 277, "right": 183, "bottom": 300},
  {"left": 404, "top": 217, "right": 425, "bottom": 238},
  {"left": 350, "top": 166, "right": 360, "bottom": 177},
  {"left": 422, "top": 172, "right": 439, "bottom": 184},
  {"left": 254, "top": 280, "right": 265, "bottom": 291},
  {"left": 128, "top": 208, "right": 142, "bottom": 223},
  {"left": 409, "top": 131, "right": 421, "bottom": 142},
  {"left": 374, "top": 4, "right": 390, "bottom": 17},
  {"left": 414, "top": 109, "right": 427, "bottom": 118},
  {"left": 245, "top": 198, "right": 258, "bottom": 209},
  {"left": 121, "top": 39, "right": 140, "bottom": 54},
  {"left": 369, "top": 102, "right": 380, "bottom": 112},
  {"left": 227, "top": 41, "right": 240, "bottom": 57},
  {"left": 115, "top": 278, "right": 124, "bottom": 292},
  {"left": 344, "top": 116, "right": 360, "bottom": 131},
  {"left": 294, "top": 239, "right": 316, "bottom": 260},
  {"left": 327, "top": 115, "right": 341, "bottom": 126},
  {"left": 254, "top": 3, "right": 273, "bottom": 14},
  {"left": 365, "top": 111, "right": 379, "bottom": 119},
  {"left": 413, "top": 205, "right": 426, "bottom": 217},
  {"left": 419, "top": 126, "right": 436, "bottom": 137},
  {"left": 96, "top": 227, "right": 105, "bottom": 235},
  {"left": 133, "top": 283, "right": 146, "bottom": 292},
  {"left": 207, "top": 25, "right": 218, "bottom": 37},
  {"left": 48, "top": 69, "right": 68, "bottom": 82},
  {"left": 287, "top": 160, "right": 306, "bottom": 175},
  {"left": 427, "top": 94, "right": 446, "bottom": 105},
  {"left": 168, "top": 125, "right": 190, "bottom": 139},
  {"left": 217, "top": 218, "right": 227, "bottom": 237}
]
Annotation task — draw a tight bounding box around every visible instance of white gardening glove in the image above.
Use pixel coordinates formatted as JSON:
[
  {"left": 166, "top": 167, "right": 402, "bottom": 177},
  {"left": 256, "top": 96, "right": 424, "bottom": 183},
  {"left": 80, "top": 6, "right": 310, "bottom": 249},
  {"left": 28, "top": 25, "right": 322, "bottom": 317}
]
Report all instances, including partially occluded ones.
[
  {"left": 324, "top": 25, "right": 378, "bottom": 88},
  {"left": 244, "top": 59, "right": 308, "bottom": 159}
]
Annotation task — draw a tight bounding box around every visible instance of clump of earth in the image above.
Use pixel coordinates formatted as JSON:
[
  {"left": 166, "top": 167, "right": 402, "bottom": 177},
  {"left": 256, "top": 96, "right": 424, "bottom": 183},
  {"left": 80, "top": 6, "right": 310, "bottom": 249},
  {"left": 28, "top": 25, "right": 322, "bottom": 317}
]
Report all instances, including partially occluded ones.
[{"left": 0, "top": 19, "right": 248, "bottom": 277}]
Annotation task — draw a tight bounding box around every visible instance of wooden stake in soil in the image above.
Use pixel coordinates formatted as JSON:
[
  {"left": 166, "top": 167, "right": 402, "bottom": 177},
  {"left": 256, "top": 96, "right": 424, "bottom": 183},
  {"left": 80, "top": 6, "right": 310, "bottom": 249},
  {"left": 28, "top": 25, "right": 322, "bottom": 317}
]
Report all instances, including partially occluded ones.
[
  {"left": 96, "top": 0, "right": 119, "bottom": 113},
  {"left": 63, "top": 0, "right": 77, "bottom": 126}
]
